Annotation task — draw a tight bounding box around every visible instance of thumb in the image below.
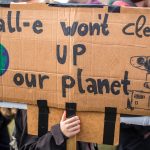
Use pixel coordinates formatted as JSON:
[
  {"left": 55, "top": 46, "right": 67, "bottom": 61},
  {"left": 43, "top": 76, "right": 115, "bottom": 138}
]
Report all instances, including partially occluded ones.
[{"left": 61, "top": 111, "right": 66, "bottom": 122}]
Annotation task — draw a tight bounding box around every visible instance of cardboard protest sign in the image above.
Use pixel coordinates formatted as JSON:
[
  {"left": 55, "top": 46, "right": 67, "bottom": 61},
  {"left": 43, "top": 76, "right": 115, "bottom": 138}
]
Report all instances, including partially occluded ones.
[
  {"left": 0, "top": 3, "right": 150, "bottom": 144},
  {"left": 0, "top": 4, "right": 150, "bottom": 115}
]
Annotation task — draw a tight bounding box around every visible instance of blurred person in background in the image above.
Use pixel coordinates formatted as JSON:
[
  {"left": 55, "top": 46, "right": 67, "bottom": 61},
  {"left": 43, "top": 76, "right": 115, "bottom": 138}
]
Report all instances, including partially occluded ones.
[{"left": 0, "top": 108, "right": 16, "bottom": 150}]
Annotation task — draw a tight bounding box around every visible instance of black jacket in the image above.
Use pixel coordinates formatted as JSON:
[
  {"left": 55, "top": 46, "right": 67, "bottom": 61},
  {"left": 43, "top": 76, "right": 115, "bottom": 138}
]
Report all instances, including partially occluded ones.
[
  {"left": 118, "top": 123, "right": 150, "bottom": 150},
  {"left": 0, "top": 113, "right": 11, "bottom": 150}
]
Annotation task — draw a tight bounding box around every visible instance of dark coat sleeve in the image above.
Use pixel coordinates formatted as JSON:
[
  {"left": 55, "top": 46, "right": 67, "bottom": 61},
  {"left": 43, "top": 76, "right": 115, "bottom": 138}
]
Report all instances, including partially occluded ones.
[
  {"left": 14, "top": 110, "right": 67, "bottom": 150},
  {"left": 0, "top": 113, "right": 11, "bottom": 150},
  {"left": 118, "top": 123, "right": 150, "bottom": 150}
]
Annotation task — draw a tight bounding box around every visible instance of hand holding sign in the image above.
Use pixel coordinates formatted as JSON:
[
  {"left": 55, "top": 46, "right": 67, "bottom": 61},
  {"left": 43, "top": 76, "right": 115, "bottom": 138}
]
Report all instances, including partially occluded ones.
[{"left": 60, "top": 111, "right": 80, "bottom": 138}]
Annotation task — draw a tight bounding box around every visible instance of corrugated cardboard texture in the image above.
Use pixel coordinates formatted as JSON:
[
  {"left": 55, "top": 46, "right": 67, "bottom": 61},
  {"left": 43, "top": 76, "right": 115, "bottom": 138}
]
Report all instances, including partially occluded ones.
[
  {"left": 27, "top": 105, "right": 120, "bottom": 145},
  {"left": 0, "top": 4, "right": 150, "bottom": 115}
]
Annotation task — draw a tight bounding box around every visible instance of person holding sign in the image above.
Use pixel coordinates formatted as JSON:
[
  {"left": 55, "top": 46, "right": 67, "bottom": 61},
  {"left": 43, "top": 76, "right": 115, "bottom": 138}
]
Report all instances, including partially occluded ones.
[{"left": 13, "top": 110, "right": 97, "bottom": 150}]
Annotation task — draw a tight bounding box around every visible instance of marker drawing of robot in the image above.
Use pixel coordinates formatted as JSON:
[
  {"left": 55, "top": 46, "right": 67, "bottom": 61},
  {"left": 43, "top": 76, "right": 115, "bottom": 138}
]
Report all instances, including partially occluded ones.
[
  {"left": 127, "top": 56, "right": 150, "bottom": 111},
  {"left": 130, "top": 56, "right": 150, "bottom": 88}
]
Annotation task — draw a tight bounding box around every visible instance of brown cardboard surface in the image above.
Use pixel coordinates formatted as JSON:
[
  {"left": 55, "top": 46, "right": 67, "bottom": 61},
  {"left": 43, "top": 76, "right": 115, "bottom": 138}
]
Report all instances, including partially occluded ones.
[
  {"left": 0, "top": 4, "right": 150, "bottom": 116},
  {"left": 27, "top": 105, "right": 120, "bottom": 145}
]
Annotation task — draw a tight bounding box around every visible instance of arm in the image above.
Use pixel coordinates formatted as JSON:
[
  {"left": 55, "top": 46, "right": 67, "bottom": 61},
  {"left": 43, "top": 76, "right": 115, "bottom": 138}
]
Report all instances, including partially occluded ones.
[{"left": 14, "top": 110, "right": 80, "bottom": 150}]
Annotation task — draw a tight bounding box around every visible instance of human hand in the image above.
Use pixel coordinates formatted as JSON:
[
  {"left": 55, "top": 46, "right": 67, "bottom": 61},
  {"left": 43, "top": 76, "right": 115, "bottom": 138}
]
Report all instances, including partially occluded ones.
[
  {"left": 60, "top": 111, "right": 80, "bottom": 138},
  {"left": 144, "top": 132, "right": 150, "bottom": 139}
]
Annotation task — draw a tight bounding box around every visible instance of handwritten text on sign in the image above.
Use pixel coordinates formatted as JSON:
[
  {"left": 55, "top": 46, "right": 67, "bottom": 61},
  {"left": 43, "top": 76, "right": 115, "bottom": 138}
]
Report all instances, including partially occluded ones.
[{"left": 0, "top": 11, "right": 150, "bottom": 98}]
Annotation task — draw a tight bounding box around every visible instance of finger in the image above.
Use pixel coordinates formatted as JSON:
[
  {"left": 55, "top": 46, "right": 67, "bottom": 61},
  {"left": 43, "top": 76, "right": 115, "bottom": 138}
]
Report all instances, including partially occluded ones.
[
  {"left": 68, "top": 124, "right": 80, "bottom": 132},
  {"left": 61, "top": 111, "right": 66, "bottom": 122},
  {"left": 66, "top": 120, "right": 80, "bottom": 129},
  {"left": 64, "top": 116, "right": 79, "bottom": 124},
  {"left": 144, "top": 132, "right": 150, "bottom": 139},
  {"left": 69, "top": 129, "right": 80, "bottom": 137}
]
